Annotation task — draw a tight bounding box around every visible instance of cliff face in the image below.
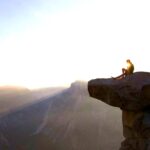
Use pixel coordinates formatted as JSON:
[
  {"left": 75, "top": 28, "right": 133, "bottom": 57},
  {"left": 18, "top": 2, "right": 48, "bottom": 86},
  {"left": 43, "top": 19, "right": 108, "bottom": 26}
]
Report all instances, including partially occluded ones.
[{"left": 88, "top": 72, "right": 150, "bottom": 150}]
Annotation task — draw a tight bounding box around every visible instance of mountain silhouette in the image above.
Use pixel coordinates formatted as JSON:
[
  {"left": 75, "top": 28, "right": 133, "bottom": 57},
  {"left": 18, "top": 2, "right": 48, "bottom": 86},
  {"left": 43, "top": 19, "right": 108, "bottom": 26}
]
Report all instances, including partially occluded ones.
[{"left": 0, "top": 82, "right": 123, "bottom": 150}]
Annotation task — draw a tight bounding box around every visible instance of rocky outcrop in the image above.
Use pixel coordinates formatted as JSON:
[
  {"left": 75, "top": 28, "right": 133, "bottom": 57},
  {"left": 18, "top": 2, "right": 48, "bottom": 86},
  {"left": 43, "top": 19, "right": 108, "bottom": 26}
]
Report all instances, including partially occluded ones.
[{"left": 88, "top": 72, "right": 150, "bottom": 150}]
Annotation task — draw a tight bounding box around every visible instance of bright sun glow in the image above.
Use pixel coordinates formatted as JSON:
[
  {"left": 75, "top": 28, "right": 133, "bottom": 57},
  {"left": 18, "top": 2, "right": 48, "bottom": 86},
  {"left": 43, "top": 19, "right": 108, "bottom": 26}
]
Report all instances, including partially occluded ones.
[
  {"left": 127, "top": 62, "right": 131, "bottom": 68},
  {"left": 0, "top": 0, "right": 149, "bottom": 89}
]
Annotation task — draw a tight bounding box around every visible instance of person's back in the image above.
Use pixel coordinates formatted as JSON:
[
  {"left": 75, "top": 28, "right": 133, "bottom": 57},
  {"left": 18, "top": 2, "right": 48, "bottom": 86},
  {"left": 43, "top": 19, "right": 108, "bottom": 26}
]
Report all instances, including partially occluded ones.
[{"left": 126, "top": 59, "right": 134, "bottom": 75}]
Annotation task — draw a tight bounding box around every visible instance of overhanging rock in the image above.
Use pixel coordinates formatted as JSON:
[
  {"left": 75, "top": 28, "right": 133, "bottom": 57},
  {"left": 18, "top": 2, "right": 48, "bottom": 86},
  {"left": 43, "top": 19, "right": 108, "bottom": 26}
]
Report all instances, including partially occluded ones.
[{"left": 88, "top": 72, "right": 150, "bottom": 111}]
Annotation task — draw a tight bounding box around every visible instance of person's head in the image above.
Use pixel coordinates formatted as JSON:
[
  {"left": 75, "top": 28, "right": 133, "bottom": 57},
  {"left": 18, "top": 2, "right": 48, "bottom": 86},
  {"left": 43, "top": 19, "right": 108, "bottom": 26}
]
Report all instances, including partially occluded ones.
[{"left": 126, "top": 59, "right": 131, "bottom": 63}]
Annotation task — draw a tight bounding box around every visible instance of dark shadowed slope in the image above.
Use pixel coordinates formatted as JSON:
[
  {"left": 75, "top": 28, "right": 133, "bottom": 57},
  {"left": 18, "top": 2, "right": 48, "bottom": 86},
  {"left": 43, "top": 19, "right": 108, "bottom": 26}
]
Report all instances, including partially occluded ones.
[{"left": 0, "top": 82, "right": 123, "bottom": 150}]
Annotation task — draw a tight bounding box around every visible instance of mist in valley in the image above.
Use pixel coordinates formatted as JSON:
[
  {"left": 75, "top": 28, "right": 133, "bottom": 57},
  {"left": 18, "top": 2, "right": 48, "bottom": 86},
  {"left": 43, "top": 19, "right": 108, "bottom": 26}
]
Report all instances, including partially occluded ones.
[{"left": 0, "top": 82, "right": 123, "bottom": 150}]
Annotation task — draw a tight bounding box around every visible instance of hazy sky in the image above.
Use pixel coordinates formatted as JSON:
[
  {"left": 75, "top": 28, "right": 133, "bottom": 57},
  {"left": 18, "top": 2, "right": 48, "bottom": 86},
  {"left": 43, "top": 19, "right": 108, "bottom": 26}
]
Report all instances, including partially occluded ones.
[{"left": 0, "top": 0, "right": 149, "bottom": 88}]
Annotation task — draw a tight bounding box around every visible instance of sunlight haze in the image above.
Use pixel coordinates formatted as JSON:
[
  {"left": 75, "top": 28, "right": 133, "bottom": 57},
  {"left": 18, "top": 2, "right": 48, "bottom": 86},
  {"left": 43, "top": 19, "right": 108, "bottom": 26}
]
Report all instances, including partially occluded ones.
[{"left": 0, "top": 0, "right": 149, "bottom": 88}]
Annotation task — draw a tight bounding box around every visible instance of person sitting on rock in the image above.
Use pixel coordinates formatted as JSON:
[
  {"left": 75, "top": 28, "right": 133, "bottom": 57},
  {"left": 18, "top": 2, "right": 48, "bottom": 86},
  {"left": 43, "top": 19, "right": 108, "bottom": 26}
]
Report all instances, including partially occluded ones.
[{"left": 113, "top": 59, "right": 134, "bottom": 79}]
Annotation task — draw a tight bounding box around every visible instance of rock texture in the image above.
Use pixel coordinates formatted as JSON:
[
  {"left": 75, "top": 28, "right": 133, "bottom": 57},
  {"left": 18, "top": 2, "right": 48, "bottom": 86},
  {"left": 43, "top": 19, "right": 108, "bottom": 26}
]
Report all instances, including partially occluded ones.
[{"left": 88, "top": 72, "right": 150, "bottom": 150}]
